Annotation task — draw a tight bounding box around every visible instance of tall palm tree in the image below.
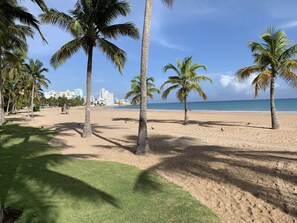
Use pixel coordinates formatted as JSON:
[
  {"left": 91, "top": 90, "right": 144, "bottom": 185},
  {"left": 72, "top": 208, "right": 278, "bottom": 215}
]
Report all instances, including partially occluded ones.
[
  {"left": 24, "top": 59, "right": 49, "bottom": 118},
  {"left": 161, "top": 57, "right": 213, "bottom": 125},
  {"left": 0, "top": 24, "right": 33, "bottom": 125},
  {"left": 40, "top": 0, "right": 139, "bottom": 137},
  {"left": 136, "top": 0, "right": 174, "bottom": 155},
  {"left": 125, "top": 74, "right": 159, "bottom": 105},
  {"left": 236, "top": 28, "right": 297, "bottom": 129}
]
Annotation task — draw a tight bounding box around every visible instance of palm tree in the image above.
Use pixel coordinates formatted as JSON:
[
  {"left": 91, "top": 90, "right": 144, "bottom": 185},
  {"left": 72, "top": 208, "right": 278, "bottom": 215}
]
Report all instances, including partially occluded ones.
[
  {"left": 0, "top": 24, "right": 33, "bottom": 125},
  {"left": 236, "top": 28, "right": 297, "bottom": 129},
  {"left": 40, "top": 0, "right": 139, "bottom": 137},
  {"left": 125, "top": 74, "right": 159, "bottom": 105},
  {"left": 24, "top": 59, "right": 49, "bottom": 118},
  {"left": 0, "top": 0, "right": 47, "bottom": 126},
  {"left": 161, "top": 57, "right": 213, "bottom": 125},
  {"left": 136, "top": 0, "right": 174, "bottom": 155},
  {"left": 0, "top": 0, "right": 46, "bottom": 40}
]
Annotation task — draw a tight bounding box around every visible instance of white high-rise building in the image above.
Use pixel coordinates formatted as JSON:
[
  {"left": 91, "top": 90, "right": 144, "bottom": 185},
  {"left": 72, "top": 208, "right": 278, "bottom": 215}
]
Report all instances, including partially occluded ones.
[
  {"left": 98, "top": 88, "right": 114, "bottom": 106},
  {"left": 74, "top": 88, "right": 83, "bottom": 98},
  {"left": 44, "top": 89, "right": 84, "bottom": 99}
]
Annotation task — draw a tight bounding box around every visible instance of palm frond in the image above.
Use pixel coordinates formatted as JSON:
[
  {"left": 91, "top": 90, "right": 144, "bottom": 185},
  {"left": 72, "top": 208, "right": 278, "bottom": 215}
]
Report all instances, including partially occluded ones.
[
  {"left": 252, "top": 70, "right": 272, "bottom": 97},
  {"left": 40, "top": 9, "right": 74, "bottom": 32},
  {"left": 98, "top": 38, "right": 126, "bottom": 74},
  {"left": 163, "top": 64, "right": 181, "bottom": 76},
  {"left": 236, "top": 65, "right": 262, "bottom": 80},
  {"left": 51, "top": 38, "right": 83, "bottom": 68},
  {"left": 162, "top": 0, "right": 174, "bottom": 7},
  {"left": 101, "top": 23, "right": 139, "bottom": 40},
  {"left": 161, "top": 84, "right": 179, "bottom": 100}
]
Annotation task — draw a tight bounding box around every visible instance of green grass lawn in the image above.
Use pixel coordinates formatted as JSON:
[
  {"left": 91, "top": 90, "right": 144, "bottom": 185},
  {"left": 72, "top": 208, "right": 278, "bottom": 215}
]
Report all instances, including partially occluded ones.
[{"left": 0, "top": 123, "right": 220, "bottom": 223}]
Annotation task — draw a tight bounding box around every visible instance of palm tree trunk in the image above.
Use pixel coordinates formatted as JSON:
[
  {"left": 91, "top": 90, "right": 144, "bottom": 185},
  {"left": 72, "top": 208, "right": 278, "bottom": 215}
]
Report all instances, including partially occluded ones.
[
  {"left": 270, "top": 75, "right": 279, "bottom": 129},
  {"left": 184, "top": 96, "right": 189, "bottom": 125},
  {"left": 82, "top": 46, "right": 93, "bottom": 138},
  {"left": 136, "top": 0, "right": 152, "bottom": 155},
  {"left": 5, "top": 97, "right": 10, "bottom": 115},
  {"left": 30, "top": 83, "right": 34, "bottom": 118},
  {"left": 0, "top": 50, "right": 4, "bottom": 125}
]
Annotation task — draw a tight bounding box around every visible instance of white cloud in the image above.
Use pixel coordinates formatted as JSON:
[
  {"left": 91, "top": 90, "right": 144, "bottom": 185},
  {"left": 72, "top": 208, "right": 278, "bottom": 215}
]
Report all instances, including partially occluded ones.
[
  {"left": 280, "top": 20, "right": 297, "bottom": 29},
  {"left": 220, "top": 74, "right": 257, "bottom": 94}
]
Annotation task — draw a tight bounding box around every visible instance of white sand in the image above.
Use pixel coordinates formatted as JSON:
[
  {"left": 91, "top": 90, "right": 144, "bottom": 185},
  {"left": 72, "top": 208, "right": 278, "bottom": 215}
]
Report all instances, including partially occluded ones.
[{"left": 9, "top": 107, "right": 297, "bottom": 223}]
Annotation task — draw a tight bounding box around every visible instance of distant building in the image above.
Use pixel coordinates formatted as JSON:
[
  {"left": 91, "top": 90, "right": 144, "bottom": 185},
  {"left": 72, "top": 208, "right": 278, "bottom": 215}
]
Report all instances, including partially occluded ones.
[
  {"left": 44, "top": 89, "right": 84, "bottom": 99},
  {"left": 98, "top": 88, "right": 114, "bottom": 106},
  {"left": 60, "top": 90, "right": 75, "bottom": 99},
  {"left": 115, "top": 98, "right": 131, "bottom": 106},
  {"left": 83, "top": 95, "right": 95, "bottom": 105},
  {"left": 44, "top": 90, "right": 56, "bottom": 99},
  {"left": 74, "top": 88, "right": 83, "bottom": 98}
]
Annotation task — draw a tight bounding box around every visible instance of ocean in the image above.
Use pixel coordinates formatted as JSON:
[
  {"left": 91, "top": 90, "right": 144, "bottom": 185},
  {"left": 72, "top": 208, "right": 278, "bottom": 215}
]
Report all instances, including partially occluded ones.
[{"left": 115, "top": 98, "right": 297, "bottom": 112}]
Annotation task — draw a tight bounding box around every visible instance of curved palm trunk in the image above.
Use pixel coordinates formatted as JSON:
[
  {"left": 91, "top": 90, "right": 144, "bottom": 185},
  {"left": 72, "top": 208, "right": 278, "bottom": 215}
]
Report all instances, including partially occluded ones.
[
  {"left": 30, "top": 83, "right": 34, "bottom": 118},
  {"left": 136, "top": 0, "right": 152, "bottom": 155},
  {"left": 270, "top": 76, "right": 279, "bottom": 129},
  {"left": 82, "top": 46, "right": 93, "bottom": 138},
  {"left": 184, "top": 96, "right": 189, "bottom": 125},
  {"left": 0, "top": 51, "right": 4, "bottom": 125}
]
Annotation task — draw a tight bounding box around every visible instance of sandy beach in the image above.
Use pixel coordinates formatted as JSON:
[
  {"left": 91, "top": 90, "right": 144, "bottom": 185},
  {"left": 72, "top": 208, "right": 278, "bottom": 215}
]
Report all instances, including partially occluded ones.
[{"left": 8, "top": 107, "right": 297, "bottom": 223}]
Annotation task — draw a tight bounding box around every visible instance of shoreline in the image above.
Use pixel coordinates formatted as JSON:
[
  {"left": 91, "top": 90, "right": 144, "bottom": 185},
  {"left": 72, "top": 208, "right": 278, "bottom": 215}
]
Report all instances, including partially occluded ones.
[{"left": 112, "top": 107, "right": 297, "bottom": 114}]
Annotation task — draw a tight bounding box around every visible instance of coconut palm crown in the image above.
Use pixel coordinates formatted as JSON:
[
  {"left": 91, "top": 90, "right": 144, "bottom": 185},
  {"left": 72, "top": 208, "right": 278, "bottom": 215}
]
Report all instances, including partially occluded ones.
[
  {"left": 236, "top": 28, "right": 297, "bottom": 129},
  {"left": 24, "top": 59, "right": 49, "bottom": 118},
  {"left": 40, "top": 0, "right": 139, "bottom": 137},
  {"left": 161, "top": 56, "right": 213, "bottom": 125},
  {"left": 125, "top": 74, "right": 159, "bottom": 105}
]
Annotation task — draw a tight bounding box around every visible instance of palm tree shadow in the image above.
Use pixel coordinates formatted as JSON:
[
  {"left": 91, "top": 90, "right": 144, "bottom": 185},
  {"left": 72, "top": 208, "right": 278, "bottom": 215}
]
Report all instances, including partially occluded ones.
[
  {"left": 112, "top": 117, "right": 271, "bottom": 129},
  {"left": 0, "top": 124, "right": 120, "bottom": 222},
  {"left": 127, "top": 134, "right": 297, "bottom": 219}
]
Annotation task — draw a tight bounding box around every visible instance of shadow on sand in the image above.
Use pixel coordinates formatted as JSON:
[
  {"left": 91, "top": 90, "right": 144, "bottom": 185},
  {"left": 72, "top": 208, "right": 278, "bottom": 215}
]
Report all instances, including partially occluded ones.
[
  {"left": 124, "top": 134, "right": 297, "bottom": 219},
  {"left": 112, "top": 117, "right": 270, "bottom": 129}
]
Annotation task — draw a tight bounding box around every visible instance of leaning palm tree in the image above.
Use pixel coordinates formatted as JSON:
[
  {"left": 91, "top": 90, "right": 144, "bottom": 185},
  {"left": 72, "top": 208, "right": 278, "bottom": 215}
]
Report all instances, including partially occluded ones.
[
  {"left": 236, "top": 28, "right": 297, "bottom": 129},
  {"left": 161, "top": 57, "right": 213, "bottom": 125},
  {"left": 136, "top": 0, "right": 174, "bottom": 154},
  {"left": 40, "top": 0, "right": 139, "bottom": 137},
  {"left": 125, "top": 74, "right": 159, "bottom": 105},
  {"left": 24, "top": 59, "right": 49, "bottom": 118}
]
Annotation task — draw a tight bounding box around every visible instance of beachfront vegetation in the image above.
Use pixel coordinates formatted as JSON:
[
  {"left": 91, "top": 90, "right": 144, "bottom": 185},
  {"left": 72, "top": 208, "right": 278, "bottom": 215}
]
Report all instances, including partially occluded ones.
[
  {"left": 0, "top": 123, "right": 220, "bottom": 223},
  {"left": 136, "top": 0, "right": 174, "bottom": 155},
  {"left": 2, "top": 54, "right": 49, "bottom": 116},
  {"left": 236, "top": 28, "right": 297, "bottom": 129},
  {"left": 40, "top": 96, "right": 84, "bottom": 108},
  {"left": 40, "top": 0, "right": 139, "bottom": 138},
  {"left": 25, "top": 59, "right": 49, "bottom": 118},
  {"left": 125, "top": 74, "right": 159, "bottom": 105},
  {"left": 161, "top": 57, "right": 213, "bottom": 125},
  {"left": 0, "top": 0, "right": 47, "bottom": 126}
]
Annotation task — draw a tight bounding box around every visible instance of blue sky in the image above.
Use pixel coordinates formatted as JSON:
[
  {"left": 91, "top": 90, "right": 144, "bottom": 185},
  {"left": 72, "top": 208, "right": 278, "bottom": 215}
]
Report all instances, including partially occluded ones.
[{"left": 23, "top": 0, "right": 297, "bottom": 102}]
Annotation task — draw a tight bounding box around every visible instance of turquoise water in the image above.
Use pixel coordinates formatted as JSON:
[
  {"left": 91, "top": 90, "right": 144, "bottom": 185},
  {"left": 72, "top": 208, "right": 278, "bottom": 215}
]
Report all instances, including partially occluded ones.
[{"left": 116, "top": 98, "right": 297, "bottom": 112}]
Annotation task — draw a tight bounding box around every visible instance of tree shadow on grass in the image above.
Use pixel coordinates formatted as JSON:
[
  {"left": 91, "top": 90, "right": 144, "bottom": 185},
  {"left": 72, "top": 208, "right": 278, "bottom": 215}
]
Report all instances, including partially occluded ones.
[
  {"left": 128, "top": 134, "right": 297, "bottom": 220},
  {"left": 0, "top": 123, "right": 120, "bottom": 222}
]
